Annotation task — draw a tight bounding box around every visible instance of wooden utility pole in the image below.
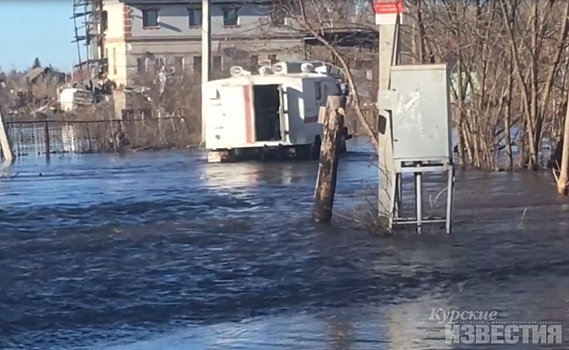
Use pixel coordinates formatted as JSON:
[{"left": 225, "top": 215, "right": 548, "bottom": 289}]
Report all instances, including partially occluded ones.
[
  {"left": 312, "top": 95, "right": 347, "bottom": 223},
  {"left": 556, "top": 101, "right": 569, "bottom": 195},
  {"left": 201, "top": 0, "right": 211, "bottom": 146}
]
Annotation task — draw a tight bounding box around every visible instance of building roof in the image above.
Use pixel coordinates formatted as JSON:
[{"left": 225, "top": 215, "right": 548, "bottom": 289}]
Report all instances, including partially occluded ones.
[{"left": 26, "top": 67, "right": 51, "bottom": 81}]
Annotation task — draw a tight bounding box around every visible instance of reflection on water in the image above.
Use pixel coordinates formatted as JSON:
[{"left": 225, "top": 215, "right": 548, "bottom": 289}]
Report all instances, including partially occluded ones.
[
  {"left": 202, "top": 162, "right": 307, "bottom": 189},
  {"left": 1, "top": 138, "right": 569, "bottom": 349}
]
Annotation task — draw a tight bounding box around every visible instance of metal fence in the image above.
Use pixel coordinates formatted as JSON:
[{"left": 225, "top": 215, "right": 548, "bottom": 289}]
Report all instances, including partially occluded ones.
[{"left": 5, "top": 117, "right": 199, "bottom": 158}]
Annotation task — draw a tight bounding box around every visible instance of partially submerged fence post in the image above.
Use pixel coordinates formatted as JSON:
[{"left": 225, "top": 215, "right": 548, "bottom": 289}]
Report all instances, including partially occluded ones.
[
  {"left": 44, "top": 120, "right": 50, "bottom": 161},
  {"left": 0, "top": 110, "right": 14, "bottom": 162},
  {"left": 311, "top": 95, "right": 347, "bottom": 223}
]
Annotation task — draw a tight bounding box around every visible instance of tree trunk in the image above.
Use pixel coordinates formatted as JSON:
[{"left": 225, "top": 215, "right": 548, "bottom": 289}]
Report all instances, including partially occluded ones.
[{"left": 556, "top": 101, "right": 569, "bottom": 195}]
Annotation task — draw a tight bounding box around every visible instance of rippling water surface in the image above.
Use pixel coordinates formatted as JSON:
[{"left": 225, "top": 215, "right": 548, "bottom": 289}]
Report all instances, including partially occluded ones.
[{"left": 2, "top": 139, "right": 569, "bottom": 349}]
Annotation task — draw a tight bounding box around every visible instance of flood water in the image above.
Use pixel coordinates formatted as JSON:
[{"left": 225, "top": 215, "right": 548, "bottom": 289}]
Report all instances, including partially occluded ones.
[{"left": 1, "top": 138, "right": 569, "bottom": 349}]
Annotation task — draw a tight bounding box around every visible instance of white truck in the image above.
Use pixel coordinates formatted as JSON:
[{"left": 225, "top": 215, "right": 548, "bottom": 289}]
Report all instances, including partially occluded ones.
[
  {"left": 58, "top": 87, "right": 94, "bottom": 111},
  {"left": 202, "top": 61, "right": 350, "bottom": 162}
]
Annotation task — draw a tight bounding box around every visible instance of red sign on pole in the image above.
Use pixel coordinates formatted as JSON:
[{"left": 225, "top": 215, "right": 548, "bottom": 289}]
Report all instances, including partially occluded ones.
[
  {"left": 373, "top": 0, "right": 403, "bottom": 14},
  {"left": 374, "top": 0, "right": 403, "bottom": 25}
]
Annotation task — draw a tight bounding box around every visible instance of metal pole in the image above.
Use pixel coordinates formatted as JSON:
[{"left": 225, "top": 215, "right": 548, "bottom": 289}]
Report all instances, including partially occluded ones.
[
  {"left": 201, "top": 0, "right": 211, "bottom": 147},
  {"left": 396, "top": 172, "right": 402, "bottom": 217},
  {"left": 415, "top": 171, "right": 422, "bottom": 234},
  {"left": 446, "top": 166, "right": 454, "bottom": 234}
]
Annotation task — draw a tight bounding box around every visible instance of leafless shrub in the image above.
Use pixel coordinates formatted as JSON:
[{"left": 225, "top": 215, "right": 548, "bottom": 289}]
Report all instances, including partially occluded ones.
[
  {"left": 405, "top": 0, "right": 569, "bottom": 170},
  {"left": 2, "top": 64, "right": 201, "bottom": 153},
  {"left": 118, "top": 70, "right": 202, "bottom": 150},
  {"left": 0, "top": 67, "right": 64, "bottom": 120},
  {"left": 270, "top": 0, "right": 569, "bottom": 172}
]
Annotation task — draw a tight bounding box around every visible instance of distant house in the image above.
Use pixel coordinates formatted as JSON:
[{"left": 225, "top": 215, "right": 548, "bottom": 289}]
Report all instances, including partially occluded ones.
[
  {"left": 73, "top": 0, "right": 378, "bottom": 120},
  {"left": 26, "top": 67, "right": 67, "bottom": 85},
  {"left": 97, "top": 0, "right": 307, "bottom": 86}
]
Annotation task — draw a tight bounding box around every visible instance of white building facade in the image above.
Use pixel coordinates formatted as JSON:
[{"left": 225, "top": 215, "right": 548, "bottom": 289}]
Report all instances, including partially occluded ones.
[{"left": 101, "top": 0, "right": 306, "bottom": 86}]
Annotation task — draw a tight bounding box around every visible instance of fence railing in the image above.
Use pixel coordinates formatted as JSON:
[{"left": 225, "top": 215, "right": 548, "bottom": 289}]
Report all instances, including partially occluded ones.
[{"left": 5, "top": 117, "right": 199, "bottom": 158}]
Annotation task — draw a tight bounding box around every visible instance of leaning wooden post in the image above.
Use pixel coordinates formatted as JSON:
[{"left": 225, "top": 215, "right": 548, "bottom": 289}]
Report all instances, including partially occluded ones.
[
  {"left": 556, "top": 101, "right": 569, "bottom": 195},
  {"left": 312, "top": 95, "right": 347, "bottom": 223}
]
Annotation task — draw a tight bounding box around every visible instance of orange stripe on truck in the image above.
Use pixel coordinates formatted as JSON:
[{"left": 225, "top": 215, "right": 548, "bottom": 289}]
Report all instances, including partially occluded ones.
[{"left": 243, "top": 86, "right": 253, "bottom": 143}]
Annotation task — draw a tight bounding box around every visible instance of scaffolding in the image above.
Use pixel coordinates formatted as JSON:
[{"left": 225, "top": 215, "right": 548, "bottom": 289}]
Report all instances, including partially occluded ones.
[{"left": 71, "top": 0, "right": 107, "bottom": 81}]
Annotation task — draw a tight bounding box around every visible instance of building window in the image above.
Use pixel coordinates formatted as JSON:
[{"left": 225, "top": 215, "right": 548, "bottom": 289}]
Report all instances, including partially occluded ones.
[
  {"left": 142, "top": 9, "right": 159, "bottom": 27},
  {"left": 222, "top": 7, "right": 239, "bottom": 26},
  {"left": 188, "top": 7, "right": 202, "bottom": 27},
  {"left": 193, "top": 56, "right": 202, "bottom": 74},
  {"left": 271, "top": 7, "right": 285, "bottom": 26},
  {"left": 112, "top": 47, "right": 117, "bottom": 74},
  {"left": 315, "top": 82, "right": 322, "bottom": 100},
  {"left": 141, "top": 109, "right": 152, "bottom": 119},
  {"left": 155, "top": 57, "right": 165, "bottom": 69},
  {"left": 249, "top": 55, "right": 258, "bottom": 70},
  {"left": 213, "top": 56, "right": 222, "bottom": 71},
  {"left": 137, "top": 58, "right": 146, "bottom": 73},
  {"left": 268, "top": 54, "right": 278, "bottom": 64},
  {"left": 101, "top": 11, "right": 108, "bottom": 31},
  {"left": 174, "top": 57, "right": 184, "bottom": 72},
  {"left": 122, "top": 109, "right": 134, "bottom": 122}
]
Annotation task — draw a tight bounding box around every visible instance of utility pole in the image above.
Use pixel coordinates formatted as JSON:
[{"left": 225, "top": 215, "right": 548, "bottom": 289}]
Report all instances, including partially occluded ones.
[
  {"left": 201, "top": 0, "right": 211, "bottom": 146},
  {"left": 374, "top": 0, "right": 402, "bottom": 223}
]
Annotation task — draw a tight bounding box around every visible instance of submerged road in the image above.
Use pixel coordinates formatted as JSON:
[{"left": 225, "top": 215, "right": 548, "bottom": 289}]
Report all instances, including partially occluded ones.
[{"left": 1, "top": 139, "right": 569, "bottom": 349}]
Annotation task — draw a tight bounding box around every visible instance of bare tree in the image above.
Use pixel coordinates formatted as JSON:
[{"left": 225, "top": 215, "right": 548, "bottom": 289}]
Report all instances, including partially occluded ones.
[
  {"left": 270, "top": 0, "right": 569, "bottom": 192},
  {"left": 123, "top": 69, "right": 202, "bottom": 149},
  {"left": 402, "top": 0, "right": 569, "bottom": 171},
  {"left": 271, "top": 0, "right": 380, "bottom": 148},
  {"left": 555, "top": 103, "right": 569, "bottom": 194}
]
